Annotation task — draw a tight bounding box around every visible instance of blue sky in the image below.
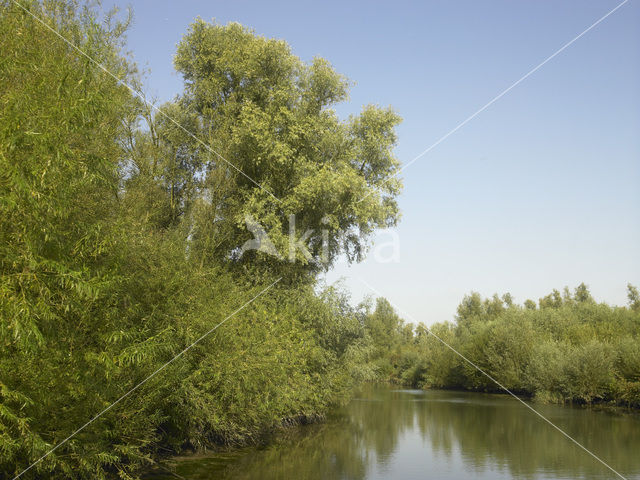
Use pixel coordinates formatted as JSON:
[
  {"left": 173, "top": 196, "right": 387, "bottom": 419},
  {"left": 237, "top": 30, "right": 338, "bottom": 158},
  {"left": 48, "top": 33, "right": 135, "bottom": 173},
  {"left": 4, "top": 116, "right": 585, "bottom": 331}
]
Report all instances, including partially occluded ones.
[{"left": 109, "top": 0, "right": 640, "bottom": 324}]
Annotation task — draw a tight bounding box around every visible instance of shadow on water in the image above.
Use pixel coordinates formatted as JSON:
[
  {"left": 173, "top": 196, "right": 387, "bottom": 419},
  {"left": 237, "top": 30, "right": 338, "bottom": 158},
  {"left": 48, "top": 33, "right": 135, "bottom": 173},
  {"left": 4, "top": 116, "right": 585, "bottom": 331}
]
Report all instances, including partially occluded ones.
[{"left": 146, "top": 385, "right": 640, "bottom": 480}]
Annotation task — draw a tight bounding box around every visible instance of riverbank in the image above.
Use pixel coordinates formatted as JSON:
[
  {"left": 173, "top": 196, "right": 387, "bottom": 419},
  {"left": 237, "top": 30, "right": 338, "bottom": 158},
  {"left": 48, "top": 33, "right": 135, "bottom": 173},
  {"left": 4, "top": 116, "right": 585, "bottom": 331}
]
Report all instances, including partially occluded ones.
[
  {"left": 380, "top": 288, "right": 640, "bottom": 409},
  {"left": 394, "top": 381, "right": 640, "bottom": 412}
]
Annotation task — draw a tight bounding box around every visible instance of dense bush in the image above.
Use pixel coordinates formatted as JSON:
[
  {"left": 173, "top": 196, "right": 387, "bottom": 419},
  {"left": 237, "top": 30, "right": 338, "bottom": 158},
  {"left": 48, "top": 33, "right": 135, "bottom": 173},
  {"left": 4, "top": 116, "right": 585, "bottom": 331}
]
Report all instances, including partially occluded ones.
[
  {"left": 0, "top": 2, "right": 398, "bottom": 478},
  {"left": 389, "top": 284, "right": 640, "bottom": 408}
]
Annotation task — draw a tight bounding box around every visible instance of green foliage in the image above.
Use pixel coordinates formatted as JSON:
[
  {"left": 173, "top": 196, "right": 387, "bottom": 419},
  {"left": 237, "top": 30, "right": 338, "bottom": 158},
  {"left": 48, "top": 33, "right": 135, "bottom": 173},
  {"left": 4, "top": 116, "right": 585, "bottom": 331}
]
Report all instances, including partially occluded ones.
[
  {"left": 388, "top": 284, "right": 640, "bottom": 408},
  {"left": 415, "top": 322, "right": 461, "bottom": 388},
  {"left": 564, "top": 341, "right": 615, "bottom": 403},
  {"left": 0, "top": 2, "right": 401, "bottom": 479},
  {"left": 526, "top": 340, "right": 570, "bottom": 401},
  {"left": 167, "top": 20, "right": 402, "bottom": 275},
  {"left": 365, "top": 298, "right": 402, "bottom": 354}
]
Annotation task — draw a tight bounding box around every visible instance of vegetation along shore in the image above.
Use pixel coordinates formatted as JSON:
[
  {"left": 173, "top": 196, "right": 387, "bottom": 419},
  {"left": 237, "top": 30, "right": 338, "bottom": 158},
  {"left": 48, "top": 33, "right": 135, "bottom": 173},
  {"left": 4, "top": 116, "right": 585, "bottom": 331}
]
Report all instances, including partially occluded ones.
[{"left": 1, "top": 1, "right": 638, "bottom": 479}]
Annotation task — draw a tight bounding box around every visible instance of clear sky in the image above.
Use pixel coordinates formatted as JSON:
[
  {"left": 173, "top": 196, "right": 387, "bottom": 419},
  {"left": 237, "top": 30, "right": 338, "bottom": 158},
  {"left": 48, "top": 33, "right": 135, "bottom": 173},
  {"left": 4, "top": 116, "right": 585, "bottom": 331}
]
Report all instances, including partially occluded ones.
[{"left": 108, "top": 0, "right": 640, "bottom": 324}]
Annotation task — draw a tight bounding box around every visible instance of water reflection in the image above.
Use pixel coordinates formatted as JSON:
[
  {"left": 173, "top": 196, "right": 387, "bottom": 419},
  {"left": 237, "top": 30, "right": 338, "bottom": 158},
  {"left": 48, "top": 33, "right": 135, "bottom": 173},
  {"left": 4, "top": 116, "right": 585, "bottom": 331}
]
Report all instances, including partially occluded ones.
[{"left": 148, "top": 385, "right": 640, "bottom": 480}]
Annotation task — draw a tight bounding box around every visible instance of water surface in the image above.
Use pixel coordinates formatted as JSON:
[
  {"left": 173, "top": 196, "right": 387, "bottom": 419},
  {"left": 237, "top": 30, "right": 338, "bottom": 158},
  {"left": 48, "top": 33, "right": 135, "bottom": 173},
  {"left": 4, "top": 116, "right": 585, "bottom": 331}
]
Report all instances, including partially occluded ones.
[{"left": 147, "top": 385, "right": 640, "bottom": 479}]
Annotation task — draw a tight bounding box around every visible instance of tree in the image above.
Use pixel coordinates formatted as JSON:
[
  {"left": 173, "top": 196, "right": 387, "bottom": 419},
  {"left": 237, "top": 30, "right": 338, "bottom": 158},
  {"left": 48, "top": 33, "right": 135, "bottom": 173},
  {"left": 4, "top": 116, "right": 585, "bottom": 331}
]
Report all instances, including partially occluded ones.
[
  {"left": 162, "top": 20, "right": 402, "bottom": 277},
  {"left": 0, "top": 1, "right": 149, "bottom": 476},
  {"left": 485, "top": 294, "right": 506, "bottom": 318},
  {"left": 1, "top": 5, "right": 405, "bottom": 477},
  {"left": 502, "top": 293, "right": 514, "bottom": 308},
  {"left": 122, "top": 101, "right": 206, "bottom": 230},
  {"left": 392, "top": 286, "right": 640, "bottom": 406},
  {"left": 456, "top": 292, "right": 484, "bottom": 327},
  {"left": 565, "top": 341, "right": 614, "bottom": 403},
  {"left": 539, "top": 289, "right": 563, "bottom": 309},
  {"left": 365, "top": 298, "right": 402, "bottom": 353},
  {"left": 574, "top": 282, "right": 594, "bottom": 304}
]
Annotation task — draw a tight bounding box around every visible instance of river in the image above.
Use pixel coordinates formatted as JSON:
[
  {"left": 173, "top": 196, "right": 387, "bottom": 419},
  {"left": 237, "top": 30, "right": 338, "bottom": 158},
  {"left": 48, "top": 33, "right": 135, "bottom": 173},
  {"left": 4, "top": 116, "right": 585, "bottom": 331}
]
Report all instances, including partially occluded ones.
[{"left": 146, "top": 385, "right": 640, "bottom": 479}]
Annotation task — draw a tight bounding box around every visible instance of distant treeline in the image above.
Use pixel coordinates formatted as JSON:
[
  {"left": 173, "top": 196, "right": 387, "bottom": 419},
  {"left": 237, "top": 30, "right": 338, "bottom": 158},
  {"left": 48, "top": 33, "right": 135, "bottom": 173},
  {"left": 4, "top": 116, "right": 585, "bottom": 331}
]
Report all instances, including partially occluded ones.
[{"left": 376, "top": 284, "right": 640, "bottom": 408}]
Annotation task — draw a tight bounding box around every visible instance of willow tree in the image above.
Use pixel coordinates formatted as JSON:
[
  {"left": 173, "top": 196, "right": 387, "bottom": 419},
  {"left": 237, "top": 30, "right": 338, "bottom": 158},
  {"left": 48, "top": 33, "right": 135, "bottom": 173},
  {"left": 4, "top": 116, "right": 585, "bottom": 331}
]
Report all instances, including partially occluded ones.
[
  {"left": 1, "top": 3, "right": 405, "bottom": 476},
  {"left": 0, "top": 1, "right": 158, "bottom": 477},
  {"left": 140, "top": 20, "right": 403, "bottom": 276}
]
